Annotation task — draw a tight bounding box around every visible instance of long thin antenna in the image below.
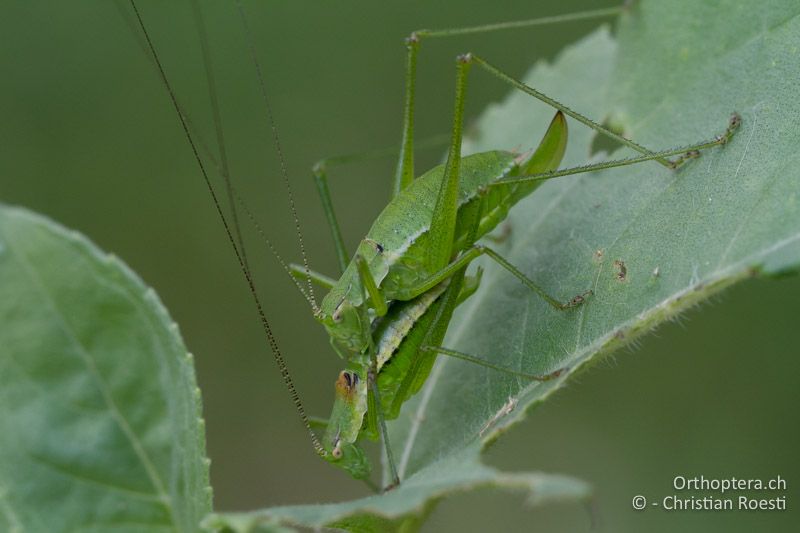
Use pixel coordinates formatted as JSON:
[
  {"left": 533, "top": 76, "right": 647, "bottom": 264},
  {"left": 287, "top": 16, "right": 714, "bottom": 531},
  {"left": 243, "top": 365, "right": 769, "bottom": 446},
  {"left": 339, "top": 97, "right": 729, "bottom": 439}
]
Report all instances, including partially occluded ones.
[
  {"left": 114, "top": 0, "right": 319, "bottom": 311},
  {"left": 127, "top": 0, "right": 324, "bottom": 457},
  {"left": 234, "top": 189, "right": 319, "bottom": 307},
  {"left": 233, "top": 0, "right": 318, "bottom": 313},
  {"left": 188, "top": 0, "right": 319, "bottom": 311},
  {"left": 188, "top": 0, "right": 250, "bottom": 273}
]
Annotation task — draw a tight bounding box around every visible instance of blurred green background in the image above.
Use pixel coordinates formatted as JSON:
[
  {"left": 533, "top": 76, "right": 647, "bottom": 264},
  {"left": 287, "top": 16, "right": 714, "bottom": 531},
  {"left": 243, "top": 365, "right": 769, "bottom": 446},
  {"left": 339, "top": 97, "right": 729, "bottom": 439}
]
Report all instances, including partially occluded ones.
[{"left": 1, "top": 1, "right": 797, "bottom": 531}]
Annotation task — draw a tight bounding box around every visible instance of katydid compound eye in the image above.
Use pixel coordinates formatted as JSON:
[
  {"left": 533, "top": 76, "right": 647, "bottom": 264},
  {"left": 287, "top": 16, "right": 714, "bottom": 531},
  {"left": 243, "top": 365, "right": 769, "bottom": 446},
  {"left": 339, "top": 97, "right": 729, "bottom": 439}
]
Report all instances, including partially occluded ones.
[
  {"left": 332, "top": 443, "right": 343, "bottom": 460},
  {"left": 337, "top": 371, "right": 360, "bottom": 393},
  {"left": 332, "top": 299, "right": 345, "bottom": 322}
]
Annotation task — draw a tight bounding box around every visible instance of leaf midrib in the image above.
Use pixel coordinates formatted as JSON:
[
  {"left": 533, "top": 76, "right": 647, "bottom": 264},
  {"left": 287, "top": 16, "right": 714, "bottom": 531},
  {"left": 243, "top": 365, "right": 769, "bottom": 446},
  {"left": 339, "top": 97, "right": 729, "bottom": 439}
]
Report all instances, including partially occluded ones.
[{"left": 1, "top": 218, "right": 173, "bottom": 518}]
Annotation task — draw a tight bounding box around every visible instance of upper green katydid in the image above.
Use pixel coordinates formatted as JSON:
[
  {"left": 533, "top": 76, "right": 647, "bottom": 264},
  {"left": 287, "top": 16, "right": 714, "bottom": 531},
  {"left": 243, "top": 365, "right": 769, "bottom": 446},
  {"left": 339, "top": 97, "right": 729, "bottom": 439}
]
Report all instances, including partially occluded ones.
[{"left": 306, "top": 47, "right": 739, "bottom": 483}]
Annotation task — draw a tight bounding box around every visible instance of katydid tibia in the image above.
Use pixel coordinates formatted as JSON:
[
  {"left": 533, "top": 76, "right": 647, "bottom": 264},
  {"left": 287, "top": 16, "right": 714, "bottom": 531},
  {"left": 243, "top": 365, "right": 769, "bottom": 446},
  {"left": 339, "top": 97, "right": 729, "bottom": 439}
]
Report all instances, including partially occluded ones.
[{"left": 127, "top": 0, "right": 741, "bottom": 491}]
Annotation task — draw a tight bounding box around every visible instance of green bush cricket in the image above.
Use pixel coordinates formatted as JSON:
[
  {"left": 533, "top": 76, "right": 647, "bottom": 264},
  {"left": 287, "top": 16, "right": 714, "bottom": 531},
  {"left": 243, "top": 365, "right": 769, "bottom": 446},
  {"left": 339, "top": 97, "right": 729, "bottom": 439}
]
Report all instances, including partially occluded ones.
[{"left": 126, "top": 0, "right": 740, "bottom": 491}]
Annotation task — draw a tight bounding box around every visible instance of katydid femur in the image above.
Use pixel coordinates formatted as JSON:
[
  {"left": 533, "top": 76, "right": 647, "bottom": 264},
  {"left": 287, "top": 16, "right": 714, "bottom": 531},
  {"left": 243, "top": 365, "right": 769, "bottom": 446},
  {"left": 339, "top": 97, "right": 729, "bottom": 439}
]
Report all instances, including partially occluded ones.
[{"left": 128, "top": 0, "right": 740, "bottom": 491}]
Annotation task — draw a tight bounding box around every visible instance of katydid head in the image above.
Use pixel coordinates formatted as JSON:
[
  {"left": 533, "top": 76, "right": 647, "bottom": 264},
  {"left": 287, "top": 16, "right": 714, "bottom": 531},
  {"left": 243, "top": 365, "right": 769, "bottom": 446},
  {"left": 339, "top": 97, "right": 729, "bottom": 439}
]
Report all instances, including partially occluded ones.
[
  {"left": 324, "top": 439, "right": 371, "bottom": 480},
  {"left": 321, "top": 369, "right": 372, "bottom": 479},
  {"left": 318, "top": 298, "right": 372, "bottom": 359}
]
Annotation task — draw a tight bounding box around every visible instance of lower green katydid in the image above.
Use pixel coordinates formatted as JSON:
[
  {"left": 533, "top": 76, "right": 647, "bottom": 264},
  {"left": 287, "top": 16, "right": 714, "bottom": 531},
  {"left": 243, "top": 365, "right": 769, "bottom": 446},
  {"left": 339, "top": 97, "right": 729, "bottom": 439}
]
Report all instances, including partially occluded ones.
[{"left": 127, "top": 0, "right": 741, "bottom": 490}]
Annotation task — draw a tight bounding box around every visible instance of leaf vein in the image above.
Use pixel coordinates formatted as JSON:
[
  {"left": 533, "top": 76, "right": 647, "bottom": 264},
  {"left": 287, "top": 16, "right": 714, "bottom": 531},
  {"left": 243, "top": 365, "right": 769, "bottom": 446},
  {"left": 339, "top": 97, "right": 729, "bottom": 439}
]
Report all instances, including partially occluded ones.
[{"left": 3, "top": 230, "right": 172, "bottom": 513}]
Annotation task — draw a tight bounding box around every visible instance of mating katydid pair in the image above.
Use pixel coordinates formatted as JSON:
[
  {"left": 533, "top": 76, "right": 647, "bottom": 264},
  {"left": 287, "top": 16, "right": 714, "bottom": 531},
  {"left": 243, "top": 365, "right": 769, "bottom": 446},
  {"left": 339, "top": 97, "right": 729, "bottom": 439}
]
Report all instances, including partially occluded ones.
[{"left": 128, "top": 0, "right": 740, "bottom": 490}]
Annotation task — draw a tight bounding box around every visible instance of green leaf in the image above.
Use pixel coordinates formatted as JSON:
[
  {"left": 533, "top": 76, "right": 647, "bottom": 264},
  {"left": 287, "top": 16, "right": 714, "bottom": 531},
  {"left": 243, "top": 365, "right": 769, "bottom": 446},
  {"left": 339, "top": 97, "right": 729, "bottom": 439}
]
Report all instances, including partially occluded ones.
[
  {"left": 393, "top": 0, "right": 800, "bottom": 480},
  {"left": 0, "top": 205, "right": 211, "bottom": 532},
  {"left": 203, "top": 442, "right": 588, "bottom": 532},
  {"left": 210, "top": 0, "right": 800, "bottom": 530}
]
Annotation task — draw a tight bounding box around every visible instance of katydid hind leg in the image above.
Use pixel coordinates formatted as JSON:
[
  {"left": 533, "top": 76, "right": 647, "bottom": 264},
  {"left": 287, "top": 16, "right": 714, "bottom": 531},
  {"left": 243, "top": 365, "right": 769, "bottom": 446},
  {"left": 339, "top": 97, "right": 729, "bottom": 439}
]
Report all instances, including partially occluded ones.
[
  {"left": 472, "top": 55, "right": 741, "bottom": 172},
  {"left": 392, "top": 35, "right": 420, "bottom": 197},
  {"left": 496, "top": 112, "right": 743, "bottom": 189},
  {"left": 394, "top": 4, "right": 630, "bottom": 193},
  {"left": 471, "top": 55, "right": 672, "bottom": 167},
  {"left": 391, "top": 3, "right": 738, "bottom": 308},
  {"left": 426, "top": 346, "right": 565, "bottom": 382},
  {"left": 424, "top": 55, "right": 473, "bottom": 276},
  {"left": 395, "top": 243, "right": 591, "bottom": 310},
  {"left": 397, "top": 7, "right": 688, "bottom": 169}
]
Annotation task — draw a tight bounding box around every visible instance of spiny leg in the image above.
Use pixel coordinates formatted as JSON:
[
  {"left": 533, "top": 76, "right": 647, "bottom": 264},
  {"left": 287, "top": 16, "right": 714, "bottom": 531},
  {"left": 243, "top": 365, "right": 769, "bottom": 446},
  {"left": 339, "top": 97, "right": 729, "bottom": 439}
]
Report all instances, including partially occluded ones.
[
  {"left": 426, "top": 346, "right": 564, "bottom": 382},
  {"left": 393, "top": 34, "right": 420, "bottom": 196},
  {"left": 471, "top": 55, "right": 738, "bottom": 168},
  {"left": 394, "top": 12, "right": 716, "bottom": 295},
  {"left": 394, "top": 3, "right": 737, "bottom": 188},
  {"left": 393, "top": 5, "right": 631, "bottom": 195},
  {"left": 424, "top": 55, "right": 472, "bottom": 275},
  {"left": 395, "top": 243, "right": 591, "bottom": 310},
  {"left": 495, "top": 112, "right": 742, "bottom": 188}
]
